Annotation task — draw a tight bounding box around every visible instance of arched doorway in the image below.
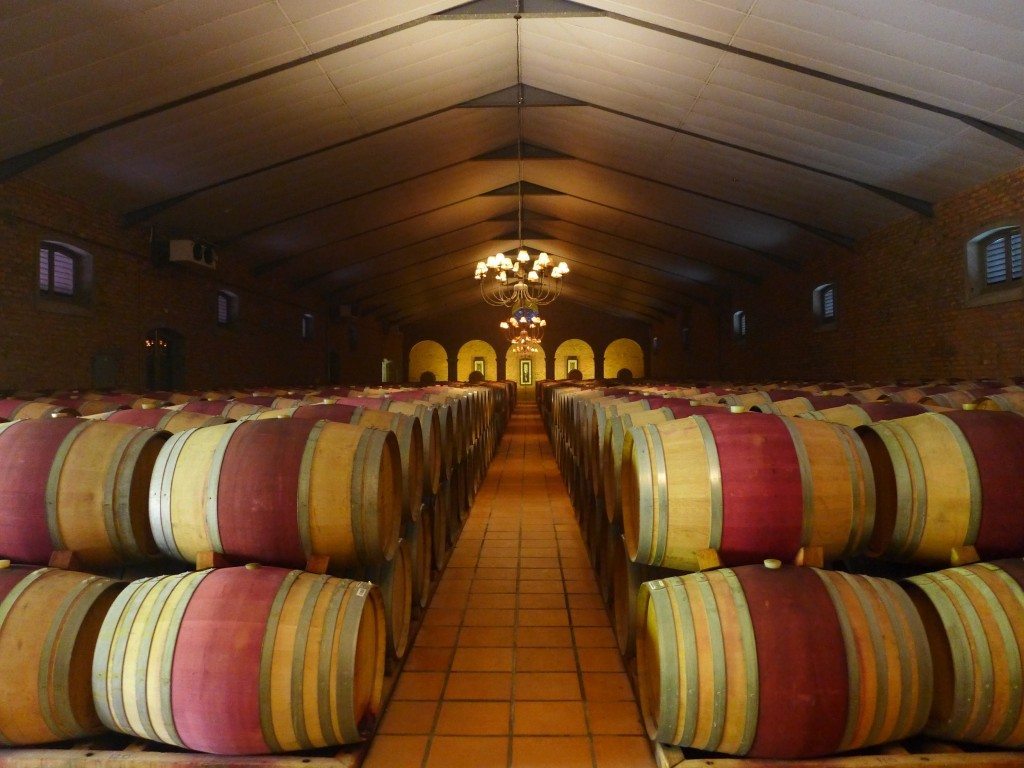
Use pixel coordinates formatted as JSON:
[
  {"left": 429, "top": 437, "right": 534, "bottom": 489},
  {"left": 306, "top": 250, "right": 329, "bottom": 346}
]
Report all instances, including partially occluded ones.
[
  {"left": 409, "top": 340, "right": 449, "bottom": 383},
  {"left": 603, "top": 338, "right": 645, "bottom": 380},
  {"left": 554, "top": 339, "right": 596, "bottom": 380},
  {"left": 144, "top": 327, "right": 185, "bottom": 391},
  {"left": 505, "top": 344, "right": 547, "bottom": 402},
  {"left": 456, "top": 340, "right": 498, "bottom": 382}
]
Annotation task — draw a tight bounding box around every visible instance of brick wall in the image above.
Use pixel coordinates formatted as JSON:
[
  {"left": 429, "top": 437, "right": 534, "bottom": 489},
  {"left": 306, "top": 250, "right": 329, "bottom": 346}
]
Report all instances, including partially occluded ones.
[
  {"left": 0, "top": 177, "right": 396, "bottom": 392},
  {"left": 654, "top": 165, "right": 1024, "bottom": 384}
]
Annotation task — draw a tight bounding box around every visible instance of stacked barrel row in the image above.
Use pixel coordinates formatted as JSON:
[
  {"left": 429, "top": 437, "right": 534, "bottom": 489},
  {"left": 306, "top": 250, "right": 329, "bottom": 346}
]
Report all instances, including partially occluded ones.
[
  {"left": 0, "top": 379, "right": 512, "bottom": 755},
  {"left": 540, "top": 378, "right": 1024, "bottom": 759}
]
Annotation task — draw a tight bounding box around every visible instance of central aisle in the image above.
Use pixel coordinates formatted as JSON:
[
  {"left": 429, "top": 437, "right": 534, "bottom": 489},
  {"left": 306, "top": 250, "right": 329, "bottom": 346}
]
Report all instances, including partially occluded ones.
[{"left": 363, "top": 403, "right": 657, "bottom": 768}]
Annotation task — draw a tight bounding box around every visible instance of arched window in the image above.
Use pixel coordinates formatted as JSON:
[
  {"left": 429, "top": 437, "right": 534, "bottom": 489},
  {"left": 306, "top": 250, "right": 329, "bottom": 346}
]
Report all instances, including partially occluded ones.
[
  {"left": 217, "top": 290, "right": 239, "bottom": 327},
  {"left": 39, "top": 241, "right": 90, "bottom": 298},
  {"left": 732, "top": 310, "right": 747, "bottom": 340},
  {"left": 966, "top": 225, "right": 1023, "bottom": 306},
  {"left": 813, "top": 283, "right": 837, "bottom": 327}
]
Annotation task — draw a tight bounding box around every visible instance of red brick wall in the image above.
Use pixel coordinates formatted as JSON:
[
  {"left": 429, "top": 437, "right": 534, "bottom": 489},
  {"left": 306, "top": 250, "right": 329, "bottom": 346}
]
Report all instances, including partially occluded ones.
[
  {"left": 0, "top": 177, "right": 396, "bottom": 392},
  {"left": 662, "top": 165, "right": 1024, "bottom": 383}
]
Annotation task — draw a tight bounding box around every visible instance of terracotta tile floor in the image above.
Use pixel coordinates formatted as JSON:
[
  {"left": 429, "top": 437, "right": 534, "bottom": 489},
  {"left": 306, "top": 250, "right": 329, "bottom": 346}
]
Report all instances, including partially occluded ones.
[{"left": 363, "top": 404, "right": 656, "bottom": 768}]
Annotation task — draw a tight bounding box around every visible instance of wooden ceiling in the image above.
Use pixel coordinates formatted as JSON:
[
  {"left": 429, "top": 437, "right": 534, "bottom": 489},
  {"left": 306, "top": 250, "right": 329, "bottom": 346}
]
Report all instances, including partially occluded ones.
[{"left": 2, "top": 0, "right": 1022, "bottom": 324}]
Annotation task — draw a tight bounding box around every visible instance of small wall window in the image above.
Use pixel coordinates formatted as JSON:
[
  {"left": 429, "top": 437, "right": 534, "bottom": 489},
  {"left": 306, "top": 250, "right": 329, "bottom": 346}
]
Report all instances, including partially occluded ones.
[
  {"left": 813, "top": 282, "right": 837, "bottom": 328},
  {"left": 39, "top": 241, "right": 91, "bottom": 298},
  {"left": 966, "top": 225, "right": 1023, "bottom": 306},
  {"left": 217, "top": 290, "right": 239, "bottom": 327},
  {"left": 301, "top": 313, "right": 314, "bottom": 339},
  {"left": 732, "top": 310, "right": 747, "bottom": 340}
]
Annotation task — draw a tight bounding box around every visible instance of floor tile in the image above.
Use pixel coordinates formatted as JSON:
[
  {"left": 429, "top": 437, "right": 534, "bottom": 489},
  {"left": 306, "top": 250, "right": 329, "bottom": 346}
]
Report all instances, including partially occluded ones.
[
  {"left": 574, "top": 626, "right": 619, "bottom": 647},
  {"left": 511, "top": 736, "right": 593, "bottom": 768},
  {"left": 513, "top": 700, "right": 587, "bottom": 735},
  {"left": 362, "top": 734, "right": 429, "bottom": 768},
  {"left": 578, "top": 647, "right": 625, "bottom": 673},
  {"left": 413, "top": 625, "right": 459, "bottom": 648},
  {"left": 518, "top": 593, "right": 565, "bottom": 609},
  {"left": 425, "top": 735, "right": 510, "bottom": 768},
  {"left": 593, "top": 735, "right": 656, "bottom": 767},
  {"left": 467, "top": 592, "right": 516, "bottom": 609},
  {"left": 453, "top": 646, "right": 514, "bottom": 672},
  {"left": 392, "top": 671, "right": 446, "bottom": 701},
  {"left": 518, "top": 608, "right": 570, "bottom": 626},
  {"left": 587, "top": 701, "right": 646, "bottom": 735},
  {"left": 458, "top": 626, "right": 515, "bottom": 647},
  {"left": 581, "top": 672, "right": 635, "bottom": 701},
  {"left": 516, "top": 626, "right": 573, "bottom": 647},
  {"left": 436, "top": 701, "right": 511, "bottom": 735},
  {"left": 463, "top": 608, "right": 515, "bottom": 626},
  {"left": 513, "top": 672, "right": 582, "bottom": 700},
  {"left": 515, "top": 646, "right": 578, "bottom": 672},
  {"left": 377, "top": 700, "right": 439, "bottom": 734},
  {"left": 445, "top": 671, "right": 513, "bottom": 700},
  {"left": 404, "top": 646, "right": 455, "bottom": 671}
]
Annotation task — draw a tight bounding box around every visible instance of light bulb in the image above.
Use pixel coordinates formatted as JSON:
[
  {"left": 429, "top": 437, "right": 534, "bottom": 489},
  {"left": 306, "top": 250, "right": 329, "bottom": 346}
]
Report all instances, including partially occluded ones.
[
  {"left": 537, "top": 252, "right": 550, "bottom": 266},
  {"left": 518, "top": 249, "right": 530, "bottom": 262},
  {"left": 528, "top": 270, "right": 539, "bottom": 281},
  {"left": 557, "top": 262, "right": 569, "bottom": 273},
  {"left": 500, "top": 322, "right": 509, "bottom": 329}
]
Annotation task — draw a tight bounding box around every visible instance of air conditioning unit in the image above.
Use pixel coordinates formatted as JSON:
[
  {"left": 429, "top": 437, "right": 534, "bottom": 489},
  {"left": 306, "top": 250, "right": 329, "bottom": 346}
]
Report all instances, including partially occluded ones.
[{"left": 169, "top": 239, "right": 217, "bottom": 269}]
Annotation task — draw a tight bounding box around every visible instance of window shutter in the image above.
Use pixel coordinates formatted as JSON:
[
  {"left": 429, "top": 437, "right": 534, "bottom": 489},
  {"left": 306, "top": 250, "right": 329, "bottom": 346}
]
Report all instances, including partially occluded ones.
[
  {"left": 38, "top": 249, "right": 50, "bottom": 291},
  {"left": 822, "top": 285, "right": 835, "bottom": 320},
  {"left": 52, "top": 251, "right": 75, "bottom": 295},
  {"left": 986, "top": 236, "right": 1009, "bottom": 284},
  {"left": 1012, "top": 232, "right": 1022, "bottom": 280}
]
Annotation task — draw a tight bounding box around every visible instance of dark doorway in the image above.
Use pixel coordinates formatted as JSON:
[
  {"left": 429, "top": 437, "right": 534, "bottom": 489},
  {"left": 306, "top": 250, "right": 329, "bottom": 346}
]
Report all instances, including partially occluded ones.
[{"left": 145, "top": 327, "right": 185, "bottom": 390}]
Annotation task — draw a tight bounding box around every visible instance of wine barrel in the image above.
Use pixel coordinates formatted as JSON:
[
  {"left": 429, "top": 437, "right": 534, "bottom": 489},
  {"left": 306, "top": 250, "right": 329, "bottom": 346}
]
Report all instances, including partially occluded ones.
[
  {"left": 798, "top": 402, "right": 929, "bottom": 427},
  {"left": 0, "top": 399, "right": 76, "bottom": 420},
  {"left": 181, "top": 400, "right": 267, "bottom": 420},
  {"left": 622, "top": 413, "right": 874, "bottom": 570},
  {"left": 254, "top": 405, "right": 424, "bottom": 527},
  {"left": 387, "top": 401, "right": 443, "bottom": 493},
  {"left": 0, "top": 419, "right": 166, "bottom": 567},
  {"left": 977, "top": 391, "right": 1024, "bottom": 415},
  {"left": 92, "top": 566, "right": 385, "bottom": 754},
  {"left": 903, "top": 560, "right": 1024, "bottom": 747},
  {"left": 857, "top": 410, "right": 1024, "bottom": 563},
  {"left": 0, "top": 564, "right": 123, "bottom": 745},
  {"left": 636, "top": 565, "right": 931, "bottom": 758},
  {"left": 755, "top": 394, "right": 859, "bottom": 417},
  {"left": 149, "top": 419, "right": 401, "bottom": 569},
  {"left": 406, "top": 512, "right": 432, "bottom": 608},
  {"left": 610, "top": 534, "right": 676, "bottom": 658},
  {"left": 351, "top": 539, "right": 411, "bottom": 659},
  {"left": 105, "top": 407, "right": 229, "bottom": 433},
  {"left": 603, "top": 404, "right": 722, "bottom": 524}
]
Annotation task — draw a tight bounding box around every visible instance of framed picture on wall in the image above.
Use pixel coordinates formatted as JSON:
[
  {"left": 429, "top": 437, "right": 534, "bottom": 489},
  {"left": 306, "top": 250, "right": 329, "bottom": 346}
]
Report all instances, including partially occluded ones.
[
  {"left": 520, "top": 358, "right": 533, "bottom": 385},
  {"left": 566, "top": 356, "right": 579, "bottom": 375},
  {"left": 473, "top": 356, "right": 485, "bottom": 375}
]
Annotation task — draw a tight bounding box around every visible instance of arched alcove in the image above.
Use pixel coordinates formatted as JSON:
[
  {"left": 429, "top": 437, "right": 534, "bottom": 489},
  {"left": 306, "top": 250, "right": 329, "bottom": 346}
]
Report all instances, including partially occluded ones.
[
  {"left": 603, "top": 337, "right": 645, "bottom": 380},
  {"left": 456, "top": 339, "right": 498, "bottom": 382},
  {"left": 408, "top": 340, "right": 448, "bottom": 383},
  {"left": 554, "top": 339, "right": 596, "bottom": 380},
  {"left": 505, "top": 344, "right": 547, "bottom": 402}
]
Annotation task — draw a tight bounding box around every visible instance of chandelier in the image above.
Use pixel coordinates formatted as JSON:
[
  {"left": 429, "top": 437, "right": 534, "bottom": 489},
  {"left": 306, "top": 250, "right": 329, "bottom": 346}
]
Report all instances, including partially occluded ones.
[
  {"left": 476, "top": 247, "right": 568, "bottom": 307},
  {"left": 472, "top": 8, "right": 569, "bottom": 308},
  {"left": 501, "top": 304, "right": 545, "bottom": 353}
]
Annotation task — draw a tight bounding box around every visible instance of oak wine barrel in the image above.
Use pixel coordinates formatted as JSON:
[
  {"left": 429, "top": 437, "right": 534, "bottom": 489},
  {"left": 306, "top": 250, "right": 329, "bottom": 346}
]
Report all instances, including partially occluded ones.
[
  {"left": 857, "top": 410, "right": 1024, "bottom": 563},
  {"left": 903, "top": 559, "right": 1024, "bottom": 747},
  {"left": 0, "top": 564, "right": 124, "bottom": 746},
  {"left": 0, "top": 419, "right": 167, "bottom": 567},
  {"left": 636, "top": 565, "right": 931, "bottom": 758},
  {"left": 92, "top": 566, "right": 385, "bottom": 754},
  {"left": 149, "top": 418, "right": 401, "bottom": 570},
  {"left": 621, "top": 412, "right": 874, "bottom": 570}
]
